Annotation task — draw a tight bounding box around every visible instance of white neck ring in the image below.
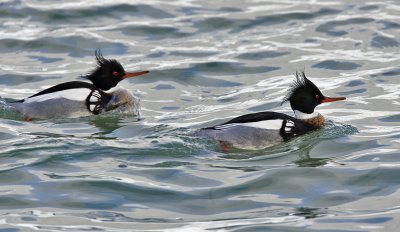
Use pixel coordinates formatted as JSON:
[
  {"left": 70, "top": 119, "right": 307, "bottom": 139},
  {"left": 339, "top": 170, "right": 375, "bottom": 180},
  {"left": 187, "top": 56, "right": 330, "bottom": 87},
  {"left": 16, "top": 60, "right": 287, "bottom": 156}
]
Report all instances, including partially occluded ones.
[{"left": 294, "top": 110, "right": 319, "bottom": 119}]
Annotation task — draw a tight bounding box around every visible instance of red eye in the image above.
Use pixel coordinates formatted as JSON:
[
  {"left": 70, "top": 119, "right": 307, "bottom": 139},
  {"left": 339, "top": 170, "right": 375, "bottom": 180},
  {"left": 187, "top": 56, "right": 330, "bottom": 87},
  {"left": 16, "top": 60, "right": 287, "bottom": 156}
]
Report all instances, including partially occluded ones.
[
  {"left": 112, "top": 71, "right": 118, "bottom": 76},
  {"left": 315, "top": 95, "right": 320, "bottom": 99}
]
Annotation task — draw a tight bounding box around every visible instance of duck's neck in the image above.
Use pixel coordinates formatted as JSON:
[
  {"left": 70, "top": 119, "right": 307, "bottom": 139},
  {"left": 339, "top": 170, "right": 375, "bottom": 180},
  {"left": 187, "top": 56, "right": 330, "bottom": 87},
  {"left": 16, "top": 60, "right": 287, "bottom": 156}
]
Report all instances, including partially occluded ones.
[
  {"left": 294, "top": 110, "right": 325, "bottom": 127},
  {"left": 294, "top": 110, "right": 319, "bottom": 119}
]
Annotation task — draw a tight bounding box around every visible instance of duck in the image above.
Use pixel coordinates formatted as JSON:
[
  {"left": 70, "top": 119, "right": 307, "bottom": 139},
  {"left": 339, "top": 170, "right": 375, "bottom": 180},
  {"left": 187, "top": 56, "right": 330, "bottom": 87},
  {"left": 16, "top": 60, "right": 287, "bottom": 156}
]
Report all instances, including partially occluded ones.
[
  {"left": 198, "top": 71, "right": 346, "bottom": 151},
  {"left": 8, "top": 50, "right": 149, "bottom": 120}
]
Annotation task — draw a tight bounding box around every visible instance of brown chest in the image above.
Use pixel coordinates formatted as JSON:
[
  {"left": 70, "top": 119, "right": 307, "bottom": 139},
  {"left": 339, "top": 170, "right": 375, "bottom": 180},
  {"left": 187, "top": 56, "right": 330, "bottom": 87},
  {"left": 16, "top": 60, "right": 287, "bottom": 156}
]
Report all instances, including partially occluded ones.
[{"left": 301, "top": 114, "right": 325, "bottom": 128}]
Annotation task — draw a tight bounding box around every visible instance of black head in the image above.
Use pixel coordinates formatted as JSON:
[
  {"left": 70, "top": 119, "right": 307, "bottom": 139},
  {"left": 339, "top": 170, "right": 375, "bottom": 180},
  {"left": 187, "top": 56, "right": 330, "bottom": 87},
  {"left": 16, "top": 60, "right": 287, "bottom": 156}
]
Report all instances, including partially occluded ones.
[
  {"left": 282, "top": 71, "right": 345, "bottom": 114},
  {"left": 83, "top": 50, "right": 149, "bottom": 91}
]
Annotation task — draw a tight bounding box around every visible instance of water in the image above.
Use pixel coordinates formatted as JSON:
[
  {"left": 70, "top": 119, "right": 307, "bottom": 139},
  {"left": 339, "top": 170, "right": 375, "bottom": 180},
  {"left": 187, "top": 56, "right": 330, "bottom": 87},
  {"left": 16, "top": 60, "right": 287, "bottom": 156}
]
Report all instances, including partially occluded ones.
[{"left": 0, "top": 0, "right": 399, "bottom": 231}]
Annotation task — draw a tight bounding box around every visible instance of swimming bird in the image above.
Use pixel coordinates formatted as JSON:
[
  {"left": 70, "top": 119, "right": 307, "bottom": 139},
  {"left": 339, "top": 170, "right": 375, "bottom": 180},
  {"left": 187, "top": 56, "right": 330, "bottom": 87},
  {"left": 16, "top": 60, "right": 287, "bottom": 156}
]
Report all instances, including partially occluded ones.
[
  {"left": 199, "top": 71, "right": 346, "bottom": 151},
  {"left": 9, "top": 50, "right": 149, "bottom": 120}
]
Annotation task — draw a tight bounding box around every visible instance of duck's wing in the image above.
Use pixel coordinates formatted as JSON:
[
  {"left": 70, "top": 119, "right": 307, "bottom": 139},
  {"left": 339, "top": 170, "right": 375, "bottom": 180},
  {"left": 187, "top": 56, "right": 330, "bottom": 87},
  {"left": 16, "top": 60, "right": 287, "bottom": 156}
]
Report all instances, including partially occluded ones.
[
  {"left": 11, "top": 81, "right": 112, "bottom": 115},
  {"left": 203, "top": 111, "right": 318, "bottom": 141},
  {"left": 13, "top": 81, "right": 97, "bottom": 103}
]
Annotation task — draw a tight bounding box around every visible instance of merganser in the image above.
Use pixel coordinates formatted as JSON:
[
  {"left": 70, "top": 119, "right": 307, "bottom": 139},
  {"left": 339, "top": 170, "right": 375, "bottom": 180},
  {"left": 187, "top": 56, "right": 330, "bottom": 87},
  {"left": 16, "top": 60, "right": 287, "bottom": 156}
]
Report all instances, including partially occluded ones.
[
  {"left": 199, "top": 71, "right": 346, "bottom": 151},
  {"left": 8, "top": 50, "right": 149, "bottom": 120}
]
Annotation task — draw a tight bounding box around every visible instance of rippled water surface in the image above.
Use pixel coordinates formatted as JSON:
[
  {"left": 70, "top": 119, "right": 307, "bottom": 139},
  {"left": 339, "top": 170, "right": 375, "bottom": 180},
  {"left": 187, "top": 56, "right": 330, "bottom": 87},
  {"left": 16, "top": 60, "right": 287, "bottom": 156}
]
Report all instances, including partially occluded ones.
[{"left": 0, "top": 0, "right": 399, "bottom": 231}]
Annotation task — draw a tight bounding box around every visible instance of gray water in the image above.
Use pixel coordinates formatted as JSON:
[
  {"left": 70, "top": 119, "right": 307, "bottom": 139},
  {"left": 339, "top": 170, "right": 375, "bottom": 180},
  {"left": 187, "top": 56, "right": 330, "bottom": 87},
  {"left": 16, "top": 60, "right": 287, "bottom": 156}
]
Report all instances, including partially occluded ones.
[{"left": 0, "top": 0, "right": 399, "bottom": 231}]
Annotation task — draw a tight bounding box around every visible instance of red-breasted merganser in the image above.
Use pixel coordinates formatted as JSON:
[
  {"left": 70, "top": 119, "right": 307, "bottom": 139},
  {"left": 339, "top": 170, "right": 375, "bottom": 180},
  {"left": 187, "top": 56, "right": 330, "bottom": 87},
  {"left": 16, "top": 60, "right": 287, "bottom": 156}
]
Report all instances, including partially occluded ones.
[
  {"left": 9, "top": 50, "right": 149, "bottom": 120},
  {"left": 199, "top": 71, "right": 346, "bottom": 150}
]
